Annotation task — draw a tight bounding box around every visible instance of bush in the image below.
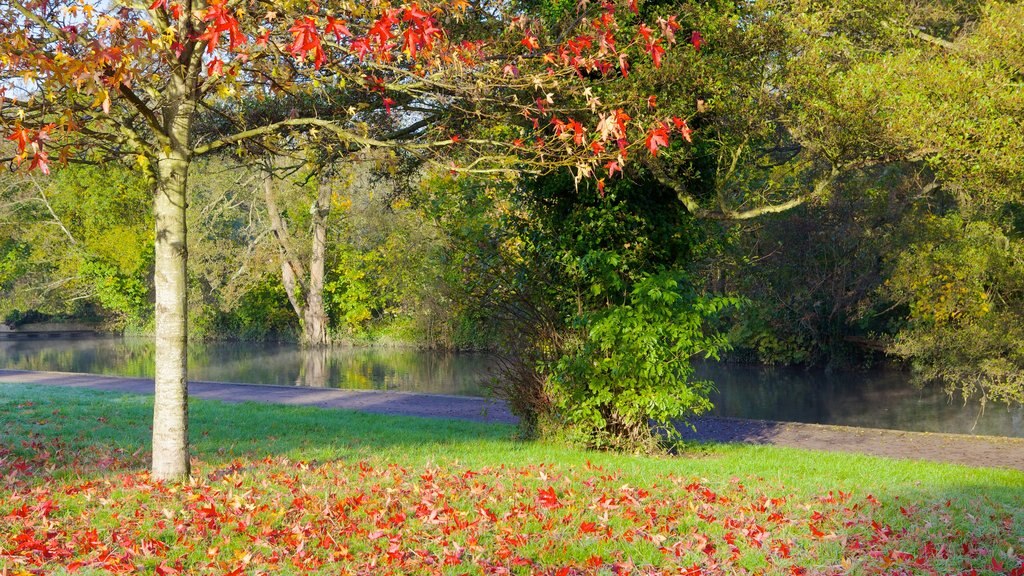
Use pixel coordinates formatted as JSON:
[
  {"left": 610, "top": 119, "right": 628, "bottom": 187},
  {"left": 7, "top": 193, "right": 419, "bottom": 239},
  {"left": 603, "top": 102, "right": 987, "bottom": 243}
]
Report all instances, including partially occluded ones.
[{"left": 544, "top": 273, "right": 737, "bottom": 452}]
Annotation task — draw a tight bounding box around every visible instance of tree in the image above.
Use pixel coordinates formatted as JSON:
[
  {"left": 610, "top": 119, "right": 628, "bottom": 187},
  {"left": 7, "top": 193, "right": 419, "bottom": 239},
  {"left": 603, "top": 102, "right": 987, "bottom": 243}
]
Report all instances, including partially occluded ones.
[
  {"left": 0, "top": 165, "right": 153, "bottom": 328},
  {"left": 2, "top": 0, "right": 705, "bottom": 478}
]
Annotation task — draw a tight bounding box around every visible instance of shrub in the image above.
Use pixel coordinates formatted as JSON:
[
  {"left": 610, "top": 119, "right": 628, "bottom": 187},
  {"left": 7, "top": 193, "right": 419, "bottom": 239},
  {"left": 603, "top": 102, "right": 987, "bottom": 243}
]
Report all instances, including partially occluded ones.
[{"left": 544, "top": 273, "right": 737, "bottom": 452}]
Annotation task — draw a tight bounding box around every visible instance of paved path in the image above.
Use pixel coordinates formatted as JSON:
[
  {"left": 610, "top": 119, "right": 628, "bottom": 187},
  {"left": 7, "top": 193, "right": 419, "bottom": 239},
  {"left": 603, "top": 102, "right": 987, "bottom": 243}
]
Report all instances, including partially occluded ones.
[
  {"left": 3, "top": 369, "right": 1023, "bottom": 471},
  {"left": 0, "top": 369, "right": 516, "bottom": 424}
]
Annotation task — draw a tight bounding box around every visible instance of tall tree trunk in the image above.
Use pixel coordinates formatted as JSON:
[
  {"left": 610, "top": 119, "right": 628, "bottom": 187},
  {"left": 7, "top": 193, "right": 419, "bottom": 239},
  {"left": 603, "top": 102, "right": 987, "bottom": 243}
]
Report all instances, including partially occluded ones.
[
  {"left": 263, "top": 169, "right": 305, "bottom": 320},
  {"left": 152, "top": 148, "right": 191, "bottom": 482},
  {"left": 302, "top": 178, "right": 331, "bottom": 347},
  {"left": 262, "top": 163, "right": 331, "bottom": 347},
  {"left": 151, "top": 70, "right": 196, "bottom": 481}
]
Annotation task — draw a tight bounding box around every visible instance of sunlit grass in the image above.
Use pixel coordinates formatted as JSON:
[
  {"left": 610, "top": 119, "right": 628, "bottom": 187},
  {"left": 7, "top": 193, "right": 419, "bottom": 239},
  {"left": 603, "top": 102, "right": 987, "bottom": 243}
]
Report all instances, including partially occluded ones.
[{"left": 2, "top": 383, "right": 1022, "bottom": 574}]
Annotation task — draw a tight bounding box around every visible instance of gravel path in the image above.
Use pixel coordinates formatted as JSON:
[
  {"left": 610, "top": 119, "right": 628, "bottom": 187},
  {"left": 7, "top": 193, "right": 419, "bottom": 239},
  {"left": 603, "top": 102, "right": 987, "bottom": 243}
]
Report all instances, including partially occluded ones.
[{"left": 3, "top": 369, "right": 1023, "bottom": 471}]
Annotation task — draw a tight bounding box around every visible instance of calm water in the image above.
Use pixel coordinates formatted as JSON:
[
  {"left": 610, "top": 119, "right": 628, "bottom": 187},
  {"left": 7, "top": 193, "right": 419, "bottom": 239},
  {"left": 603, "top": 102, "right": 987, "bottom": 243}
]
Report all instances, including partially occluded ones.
[
  {"left": 2, "top": 337, "right": 1022, "bottom": 437},
  {"left": 695, "top": 363, "right": 1024, "bottom": 439},
  {"left": 0, "top": 337, "right": 494, "bottom": 396}
]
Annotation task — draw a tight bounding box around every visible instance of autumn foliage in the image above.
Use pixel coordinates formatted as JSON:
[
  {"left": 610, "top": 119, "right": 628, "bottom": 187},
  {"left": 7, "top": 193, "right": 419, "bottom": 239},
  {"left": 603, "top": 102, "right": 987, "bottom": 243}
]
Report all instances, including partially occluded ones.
[
  {"left": 2, "top": 392, "right": 1024, "bottom": 575},
  {"left": 0, "top": 0, "right": 702, "bottom": 177}
]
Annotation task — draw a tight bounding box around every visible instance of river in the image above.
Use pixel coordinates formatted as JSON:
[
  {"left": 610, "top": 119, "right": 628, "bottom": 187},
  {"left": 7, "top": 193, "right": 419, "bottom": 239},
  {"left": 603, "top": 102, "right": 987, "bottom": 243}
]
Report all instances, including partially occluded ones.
[{"left": 2, "top": 336, "right": 1021, "bottom": 438}]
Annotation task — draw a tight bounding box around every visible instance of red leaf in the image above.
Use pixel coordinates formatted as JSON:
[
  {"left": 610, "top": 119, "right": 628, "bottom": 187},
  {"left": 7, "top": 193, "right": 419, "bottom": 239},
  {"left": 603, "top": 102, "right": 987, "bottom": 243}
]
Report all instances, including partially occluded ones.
[
  {"left": 207, "top": 58, "right": 223, "bottom": 76},
  {"left": 537, "top": 486, "right": 561, "bottom": 509},
  {"left": 580, "top": 521, "right": 598, "bottom": 533},
  {"left": 671, "top": 116, "right": 693, "bottom": 142},
  {"left": 6, "top": 125, "right": 30, "bottom": 154},
  {"left": 691, "top": 30, "right": 704, "bottom": 50},
  {"left": 647, "top": 39, "right": 665, "bottom": 68},
  {"left": 637, "top": 24, "right": 653, "bottom": 43},
  {"left": 645, "top": 123, "right": 669, "bottom": 156},
  {"left": 521, "top": 34, "right": 539, "bottom": 51},
  {"left": 369, "top": 9, "right": 400, "bottom": 46},
  {"left": 288, "top": 17, "right": 326, "bottom": 68},
  {"left": 199, "top": 0, "right": 245, "bottom": 53},
  {"left": 29, "top": 150, "right": 49, "bottom": 174},
  {"left": 325, "top": 16, "right": 351, "bottom": 41},
  {"left": 605, "top": 160, "right": 621, "bottom": 177}
]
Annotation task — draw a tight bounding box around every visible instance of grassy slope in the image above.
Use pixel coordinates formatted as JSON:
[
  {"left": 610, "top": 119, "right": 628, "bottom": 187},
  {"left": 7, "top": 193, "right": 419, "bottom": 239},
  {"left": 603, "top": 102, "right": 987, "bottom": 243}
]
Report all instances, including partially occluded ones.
[{"left": 1, "top": 383, "right": 1022, "bottom": 574}]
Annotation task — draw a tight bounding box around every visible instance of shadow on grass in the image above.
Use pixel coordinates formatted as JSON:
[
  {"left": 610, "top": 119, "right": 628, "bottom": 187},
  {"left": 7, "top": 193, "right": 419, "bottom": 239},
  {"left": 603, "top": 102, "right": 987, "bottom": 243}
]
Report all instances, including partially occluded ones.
[{"left": 0, "top": 382, "right": 518, "bottom": 482}]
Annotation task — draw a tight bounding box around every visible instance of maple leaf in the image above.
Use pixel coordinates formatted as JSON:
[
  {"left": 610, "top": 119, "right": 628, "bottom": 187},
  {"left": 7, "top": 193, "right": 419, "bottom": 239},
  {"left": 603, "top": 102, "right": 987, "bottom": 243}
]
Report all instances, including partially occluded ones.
[
  {"left": 6, "top": 125, "right": 30, "bottom": 154},
  {"left": 207, "top": 58, "right": 224, "bottom": 76},
  {"left": 199, "top": 0, "right": 245, "bottom": 53},
  {"left": 645, "top": 123, "right": 669, "bottom": 156},
  {"left": 672, "top": 116, "right": 693, "bottom": 142},
  {"left": 637, "top": 24, "right": 653, "bottom": 44},
  {"left": 691, "top": 30, "right": 704, "bottom": 50},
  {"left": 521, "top": 34, "right": 539, "bottom": 51},
  {"left": 605, "top": 160, "right": 621, "bottom": 177},
  {"left": 382, "top": 97, "right": 396, "bottom": 114},
  {"left": 369, "top": 9, "right": 400, "bottom": 46},
  {"left": 613, "top": 109, "right": 631, "bottom": 136},
  {"left": 568, "top": 119, "right": 586, "bottom": 145},
  {"left": 325, "top": 17, "right": 351, "bottom": 42},
  {"left": 647, "top": 39, "right": 665, "bottom": 68},
  {"left": 288, "top": 17, "right": 326, "bottom": 69},
  {"left": 350, "top": 38, "right": 372, "bottom": 59},
  {"left": 537, "top": 486, "right": 561, "bottom": 509},
  {"left": 658, "top": 16, "right": 680, "bottom": 43}
]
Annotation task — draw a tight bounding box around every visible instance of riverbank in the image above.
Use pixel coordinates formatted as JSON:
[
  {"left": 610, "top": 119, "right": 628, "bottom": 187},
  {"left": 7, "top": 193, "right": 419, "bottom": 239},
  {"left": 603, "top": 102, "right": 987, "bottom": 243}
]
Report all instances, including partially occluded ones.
[{"left": 3, "top": 369, "right": 1023, "bottom": 471}]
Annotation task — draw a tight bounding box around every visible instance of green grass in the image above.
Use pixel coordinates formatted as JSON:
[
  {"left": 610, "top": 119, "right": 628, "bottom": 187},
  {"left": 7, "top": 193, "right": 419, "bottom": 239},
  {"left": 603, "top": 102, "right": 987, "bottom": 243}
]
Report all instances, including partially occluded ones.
[{"left": 1, "top": 383, "right": 1022, "bottom": 575}]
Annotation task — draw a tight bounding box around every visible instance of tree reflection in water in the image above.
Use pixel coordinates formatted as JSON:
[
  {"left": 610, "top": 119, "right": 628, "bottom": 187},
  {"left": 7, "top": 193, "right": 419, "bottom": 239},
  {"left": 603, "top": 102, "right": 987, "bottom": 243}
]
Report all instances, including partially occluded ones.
[{"left": 3, "top": 338, "right": 1022, "bottom": 437}]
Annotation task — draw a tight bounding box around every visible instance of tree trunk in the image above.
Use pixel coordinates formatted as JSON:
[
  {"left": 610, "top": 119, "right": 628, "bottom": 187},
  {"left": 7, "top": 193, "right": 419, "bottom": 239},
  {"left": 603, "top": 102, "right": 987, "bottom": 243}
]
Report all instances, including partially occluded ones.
[
  {"left": 262, "top": 163, "right": 331, "bottom": 347},
  {"left": 152, "top": 149, "right": 191, "bottom": 482},
  {"left": 263, "top": 166, "right": 306, "bottom": 322},
  {"left": 151, "top": 70, "right": 196, "bottom": 482},
  {"left": 302, "top": 179, "right": 331, "bottom": 347}
]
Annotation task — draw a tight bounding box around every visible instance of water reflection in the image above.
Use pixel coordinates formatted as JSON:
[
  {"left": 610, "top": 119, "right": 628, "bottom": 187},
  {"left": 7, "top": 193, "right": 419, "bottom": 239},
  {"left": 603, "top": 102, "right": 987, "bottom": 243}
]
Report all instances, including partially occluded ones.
[
  {"left": 0, "top": 337, "right": 494, "bottom": 396},
  {"left": 695, "top": 362, "right": 1024, "bottom": 438},
  {"left": 2, "top": 338, "right": 1023, "bottom": 437}
]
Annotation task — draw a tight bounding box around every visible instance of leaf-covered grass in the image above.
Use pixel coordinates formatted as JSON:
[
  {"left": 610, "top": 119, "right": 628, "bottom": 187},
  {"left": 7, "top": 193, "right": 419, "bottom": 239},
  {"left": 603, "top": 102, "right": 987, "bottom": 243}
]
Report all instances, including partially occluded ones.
[{"left": 1, "top": 383, "right": 1022, "bottom": 575}]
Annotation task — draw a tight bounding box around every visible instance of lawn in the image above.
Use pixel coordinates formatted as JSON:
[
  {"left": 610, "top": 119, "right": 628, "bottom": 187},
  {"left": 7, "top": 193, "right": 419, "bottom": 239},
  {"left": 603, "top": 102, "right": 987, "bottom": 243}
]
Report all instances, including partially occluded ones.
[{"left": 1, "top": 383, "right": 1022, "bottom": 575}]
